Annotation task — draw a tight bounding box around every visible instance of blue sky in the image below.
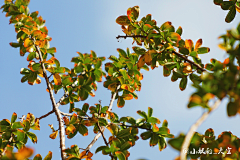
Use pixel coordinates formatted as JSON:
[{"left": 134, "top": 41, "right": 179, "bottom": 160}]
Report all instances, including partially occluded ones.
[{"left": 0, "top": 0, "right": 240, "bottom": 159}]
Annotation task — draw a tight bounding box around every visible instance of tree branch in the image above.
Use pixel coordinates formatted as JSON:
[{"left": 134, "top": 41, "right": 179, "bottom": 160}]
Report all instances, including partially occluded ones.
[
  {"left": 34, "top": 39, "right": 66, "bottom": 160},
  {"left": 116, "top": 35, "right": 206, "bottom": 72},
  {"left": 116, "top": 35, "right": 147, "bottom": 39},
  {"left": 85, "top": 85, "right": 120, "bottom": 151},
  {"left": 180, "top": 99, "right": 221, "bottom": 160},
  {"left": 172, "top": 51, "right": 206, "bottom": 72}
]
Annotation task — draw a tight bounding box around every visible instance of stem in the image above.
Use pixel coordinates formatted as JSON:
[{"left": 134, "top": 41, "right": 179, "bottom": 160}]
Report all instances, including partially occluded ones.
[
  {"left": 85, "top": 85, "right": 120, "bottom": 151},
  {"left": 34, "top": 40, "right": 66, "bottom": 160},
  {"left": 180, "top": 99, "right": 221, "bottom": 160}
]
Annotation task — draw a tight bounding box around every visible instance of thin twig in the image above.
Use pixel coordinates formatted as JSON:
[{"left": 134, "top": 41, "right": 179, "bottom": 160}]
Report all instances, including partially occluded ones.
[
  {"left": 116, "top": 35, "right": 147, "bottom": 39},
  {"left": 96, "top": 122, "right": 108, "bottom": 146},
  {"left": 33, "top": 39, "right": 66, "bottom": 160},
  {"left": 85, "top": 85, "right": 120, "bottom": 151},
  {"left": 180, "top": 99, "right": 221, "bottom": 160},
  {"left": 37, "top": 110, "right": 54, "bottom": 120}
]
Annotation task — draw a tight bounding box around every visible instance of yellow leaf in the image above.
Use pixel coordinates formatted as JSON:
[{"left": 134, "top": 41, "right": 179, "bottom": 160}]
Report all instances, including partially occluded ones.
[
  {"left": 24, "top": 38, "right": 33, "bottom": 48},
  {"left": 65, "top": 124, "right": 76, "bottom": 135},
  {"left": 53, "top": 73, "right": 62, "bottom": 85},
  {"left": 49, "top": 130, "right": 58, "bottom": 139},
  {"left": 182, "top": 63, "right": 192, "bottom": 74},
  {"left": 15, "top": 147, "right": 34, "bottom": 160}
]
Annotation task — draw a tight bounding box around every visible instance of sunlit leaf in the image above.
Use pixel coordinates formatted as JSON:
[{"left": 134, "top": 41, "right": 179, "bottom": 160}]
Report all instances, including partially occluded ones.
[
  {"left": 15, "top": 147, "right": 34, "bottom": 160},
  {"left": 53, "top": 73, "right": 61, "bottom": 85},
  {"left": 49, "top": 130, "right": 58, "bottom": 139}
]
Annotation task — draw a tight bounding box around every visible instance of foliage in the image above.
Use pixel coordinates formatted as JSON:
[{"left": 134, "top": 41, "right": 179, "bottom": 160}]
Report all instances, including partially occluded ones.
[{"left": 1, "top": 0, "right": 240, "bottom": 160}]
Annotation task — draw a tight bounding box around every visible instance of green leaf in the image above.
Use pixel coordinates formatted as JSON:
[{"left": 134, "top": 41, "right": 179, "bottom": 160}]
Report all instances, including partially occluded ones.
[
  {"left": 9, "top": 42, "right": 21, "bottom": 48},
  {"left": 109, "top": 55, "right": 119, "bottom": 62},
  {"left": 78, "top": 124, "right": 88, "bottom": 136},
  {"left": 117, "top": 48, "right": 127, "bottom": 58},
  {"left": 33, "top": 154, "right": 43, "bottom": 160},
  {"left": 27, "top": 52, "right": 36, "bottom": 61},
  {"left": 168, "top": 134, "right": 185, "bottom": 151},
  {"left": 115, "top": 151, "right": 126, "bottom": 160},
  {"left": 117, "top": 128, "right": 131, "bottom": 138},
  {"left": 12, "top": 122, "right": 24, "bottom": 129},
  {"left": 214, "top": 0, "right": 223, "bottom": 5},
  {"left": 162, "top": 120, "right": 168, "bottom": 127},
  {"left": 43, "top": 151, "right": 52, "bottom": 160},
  {"left": 82, "top": 103, "right": 89, "bottom": 113},
  {"left": 147, "top": 107, "right": 153, "bottom": 118},
  {"left": 95, "top": 146, "right": 109, "bottom": 154},
  {"left": 27, "top": 132, "right": 37, "bottom": 144},
  {"left": 116, "top": 15, "right": 130, "bottom": 25},
  {"left": 141, "top": 131, "right": 152, "bottom": 140},
  {"left": 221, "top": 1, "right": 234, "bottom": 10},
  {"left": 179, "top": 76, "right": 187, "bottom": 91},
  {"left": 11, "top": 112, "right": 17, "bottom": 123},
  {"left": 179, "top": 47, "right": 189, "bottom": 55},
  {"left": 150, "top": 133, "right": 159, "bottom": 147},
  {"left": 158, "top": 136, "right": 167, "bottom": 151},
  {"left": 17, "top": 129, "right": 25, "bottom": 142},
  {"left": 47, "top": 47, "right": 56, "bottom": 54},
  {"left": 227, "top": 102, "right": 238, "bottom": 117},
  {"left": 137, "top": 110, "right": 148, "bottom": 120},
  {"left": 176, "top": 26, "right": 183, "bottom": 36},
  {"left": 117, "top": 97, "right": 125, "bottom": 108},
  {"left": 197, "top": 47, "right": 210, "bottom": 54},
  {"left": 147, "top": 117, "right": 160, "bottom": 124},
  {"left": 225, "top": 6, "right": 236, "bottom": 23},
  {"left": 127, "top": 6, "right": 139, "bottom": 21},
  {"left": 163, "top": 66, "right": 171, "bottom": 77},
  {"left": 120, "top": 141, "right": 132, "bottom": 151}
]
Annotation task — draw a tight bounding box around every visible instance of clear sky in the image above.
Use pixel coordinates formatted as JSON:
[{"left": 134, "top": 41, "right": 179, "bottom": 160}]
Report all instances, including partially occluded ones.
[{"left": 0, "top": 0, "right": 240, "bottom": 159}]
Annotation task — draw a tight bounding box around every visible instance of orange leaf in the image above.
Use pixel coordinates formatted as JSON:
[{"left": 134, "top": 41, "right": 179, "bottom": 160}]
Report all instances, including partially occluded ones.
[
  {"left": 63, "top": 116, "right": 70, "bottom": 126},
  {"left": 137, "top": 55, "right": 145, "bottom": 68},
  {"left": 223, "top": 58, "right": 230, "bottom": 65},
  {"left": 185, "top": 39, "right": 194, "bottom": 52},
  {"left": 49, "top": 130, "right": 58, "bottom": 139},
  {"left": 32, "top": 30, "right": 47, "bottom": 40},
  {"left": 121, "top": 84, "right": 129, "bottom": 90},
  {"left": 189, "top": 95, "right": 202, "bottom": 104},
  {"left": 194, "top": 39, "right": 202, "bottom": 51},
  {"left": 122, "top": 94, "right": 133, "bottom": 100},
  {"left": 15, "top": 147, "right": 34, "bottom": 160},
  {"left": 21, "top": 27, "right": 31, "bottom": 35},
  {"left": 36, "top": 77, "right": 41, "bottom": 84},
  {"left": 53, "top": 73, "right": 62, "bottom": 85}
]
